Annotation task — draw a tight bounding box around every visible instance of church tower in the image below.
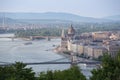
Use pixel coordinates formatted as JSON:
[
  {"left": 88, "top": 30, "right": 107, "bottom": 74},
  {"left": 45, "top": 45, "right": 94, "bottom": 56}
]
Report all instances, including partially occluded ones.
[
  {"left": 61, "top": 29, "right": 68, "bottom": 51},
  {"left": 61, "top": 29, "right": 65, "bottom": 39},
  {"left": 67, "top": 24, "right": 75, "bottom": 40}
]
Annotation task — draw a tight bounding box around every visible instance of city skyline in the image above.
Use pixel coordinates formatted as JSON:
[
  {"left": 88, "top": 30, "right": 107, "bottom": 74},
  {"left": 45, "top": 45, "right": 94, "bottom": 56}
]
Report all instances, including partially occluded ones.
[{"left": 0, "top": 0, "right": 120, "bottom": 18}]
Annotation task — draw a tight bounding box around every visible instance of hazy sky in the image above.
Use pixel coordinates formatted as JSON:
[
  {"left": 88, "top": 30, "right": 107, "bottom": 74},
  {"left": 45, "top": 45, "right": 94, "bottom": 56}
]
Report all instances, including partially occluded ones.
[{"left": 0, "top": 0, "right": 120, "bottom": 18}]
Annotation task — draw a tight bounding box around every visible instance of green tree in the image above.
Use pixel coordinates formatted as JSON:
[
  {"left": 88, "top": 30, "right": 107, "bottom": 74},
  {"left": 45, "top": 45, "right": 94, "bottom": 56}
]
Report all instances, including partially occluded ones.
[
  {"left": 0, "top": 62, "right": 35, "bottom": 80},
  {"left": 38, "top": 66, "right": 86, "bottom": 80},
  {"left": 90, "top": 53, "right": 120, "bottom": 80},
  {"left": 0, "top": 62, "right": 87, "bottom": 80}
]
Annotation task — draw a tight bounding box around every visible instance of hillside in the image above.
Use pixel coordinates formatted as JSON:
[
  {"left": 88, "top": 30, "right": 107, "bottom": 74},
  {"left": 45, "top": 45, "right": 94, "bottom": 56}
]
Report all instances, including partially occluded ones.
[
  {"left": 104, "top": 15, "right": 120, "bottom": 21},
  {"left": 0, "top": 12, "right": 113, "bottom": 23},
  {"left": 0, "top": 17, "right": 18, "bottom": 24}
]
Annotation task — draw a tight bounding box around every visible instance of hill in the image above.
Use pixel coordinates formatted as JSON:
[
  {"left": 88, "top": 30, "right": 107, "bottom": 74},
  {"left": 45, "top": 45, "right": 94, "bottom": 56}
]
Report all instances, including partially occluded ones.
[
  {"left": 0, "top": 12, "right": 113, "bottom": 23},
  {"left": 104, "top": 15, "right": 120, "bottom": 21},
  {"left": 0, "top": 17, "right": 18, "bottom": 24}
]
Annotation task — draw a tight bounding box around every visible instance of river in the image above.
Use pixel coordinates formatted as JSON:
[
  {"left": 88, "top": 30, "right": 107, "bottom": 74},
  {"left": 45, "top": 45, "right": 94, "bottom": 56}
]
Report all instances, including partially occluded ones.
[{"left": 0, "top": 33, "right": 95, "bottom": 79}]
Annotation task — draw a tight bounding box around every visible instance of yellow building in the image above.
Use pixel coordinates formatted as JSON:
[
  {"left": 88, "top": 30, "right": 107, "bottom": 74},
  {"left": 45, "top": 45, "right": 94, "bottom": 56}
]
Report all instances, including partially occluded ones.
[
  {"left": 93, "top": 47, "right": 107, "bottom": 58},
  {"left": 69, "top": 41, "right": 84, "bottom": 55},
  {"left": 92, "top": 31, "right": 110, "bottom": 40},
  {"left": 71, "top": 43, "right": 77, "bottom": 53},
  {"left": 67, "top": 40, "right": 72, "bottom": 51},
  {"left": 84, "top": 45, "right": 107, "bottom": 59},
  {"left": 87, "top": 46, "right": 94, "bottom": 58},
  {"left": 77, "top": 44, "right": 84, "bottom": 55}
]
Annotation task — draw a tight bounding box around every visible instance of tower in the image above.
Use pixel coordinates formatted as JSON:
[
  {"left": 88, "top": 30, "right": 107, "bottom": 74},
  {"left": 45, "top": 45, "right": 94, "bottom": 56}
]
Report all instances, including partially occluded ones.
[
  {"left": 60, "top": 25, "right": 76, "bottom": 52},
  {"left": 61, "top": 29, "right": 65, "bottom": 39},
  {"left": 67, "top": 24, "right": 75, "bottom": 40},
  {"left": 61, "top": 29, "right": 68, "bottom": 51}
]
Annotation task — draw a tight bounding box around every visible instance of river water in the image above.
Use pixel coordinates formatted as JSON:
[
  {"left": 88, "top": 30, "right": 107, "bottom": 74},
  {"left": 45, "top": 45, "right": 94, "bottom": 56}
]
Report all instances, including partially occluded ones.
[{"left": 0, "top": 33, "right": 95, "bottom": 79}]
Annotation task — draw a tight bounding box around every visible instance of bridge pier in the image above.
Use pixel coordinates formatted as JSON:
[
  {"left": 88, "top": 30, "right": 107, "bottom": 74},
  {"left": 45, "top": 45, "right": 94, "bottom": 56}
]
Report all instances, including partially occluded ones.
[
  {"left": 11, "top": 37, "right": 14, "bottom": 41},
  {"left": 70, "top": 52, "right": 78, "bottom": 67}
]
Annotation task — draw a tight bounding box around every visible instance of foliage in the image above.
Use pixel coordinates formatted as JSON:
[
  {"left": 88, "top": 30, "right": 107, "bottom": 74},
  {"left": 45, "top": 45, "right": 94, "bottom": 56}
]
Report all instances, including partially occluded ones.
[
  {"left": 14, "top": 28, "right": 62, "bottom": 37},
  {"left": 13, "top": 22, "right": 120, "bottom": 37},
  {"left": 38, "top": 66, "right": 86, "bottom": 80},
  {"left": 0, "top": 62, "right": 86, "bottom": 80},
  {"left": 2, "top": 52, "right": 120, "bottom": 80},
  {"left": 90, "top": 53, "right": 120, "bottom": 80},
  {"left": 0, "top": 62, "right": 35, "bottom": 80}
]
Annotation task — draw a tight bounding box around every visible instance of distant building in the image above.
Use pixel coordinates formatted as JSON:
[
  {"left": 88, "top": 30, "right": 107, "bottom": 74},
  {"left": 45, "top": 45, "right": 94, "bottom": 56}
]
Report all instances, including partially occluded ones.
[
  {"left": 67, "top": 40, "right": 72, "bottom": 51},
  {"left": 92, "top": 31, "right": 110, "bottom": 40},
  {"left": 109, "top": 33, "right": 120, "bottom": 40},
  {"left": 61, "top": 29, "right": 67, "bottom": 51},
  {"left": 77, "top": 43, "right": 84, "bottom": 55},
  {"left": 60, "top": 28, "right": 120, "bottom": 59},
  {"left": 91, "top": 46, "right": 107, "bottom": 59},
  {"left": 67, "top": 24, "right": 76, "bottom": 40},
  {"left": 70, "top": 42, "right": 84, "bottom": 55},
  {"left": 83, "top": 45, "right": 107, "bottom": 59},
  {"left": 103, "top": 41, "right": 120, "bottom": 58},
  {"left": 83, "top": 45, "right": 89, "bottom": 57},
  {"left": 60, "top": 25, "right": 76, "bottom": 52}
]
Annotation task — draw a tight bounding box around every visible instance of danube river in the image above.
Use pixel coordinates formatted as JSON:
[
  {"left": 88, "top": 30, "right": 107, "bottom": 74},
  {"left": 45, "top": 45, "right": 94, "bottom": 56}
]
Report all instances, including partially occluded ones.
[{"left": 0, "top": 33, "right": 95, "bottom": 79}]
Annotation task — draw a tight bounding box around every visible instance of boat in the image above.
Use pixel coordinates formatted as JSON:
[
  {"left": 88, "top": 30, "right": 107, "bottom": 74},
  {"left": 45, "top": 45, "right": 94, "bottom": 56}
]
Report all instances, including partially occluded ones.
[
  {"left": 24, "top": 42, "right": 32, "bottom": 45},
  {"left": 52, "top": 45, "right": 56, "bottom": 47}
]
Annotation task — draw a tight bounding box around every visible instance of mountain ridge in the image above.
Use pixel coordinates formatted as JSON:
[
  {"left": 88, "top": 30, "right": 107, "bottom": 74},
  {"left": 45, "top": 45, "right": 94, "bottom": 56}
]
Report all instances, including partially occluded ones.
[
  {"left": 0, "top": 12, "right": 119, "bottom": 23},
  {"left": 103, "top": 15, "right": 120, "bottom": 21}
]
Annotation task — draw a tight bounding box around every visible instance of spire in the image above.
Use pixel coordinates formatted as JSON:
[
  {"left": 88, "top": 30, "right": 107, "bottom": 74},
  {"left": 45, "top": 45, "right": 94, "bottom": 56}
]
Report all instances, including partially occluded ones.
[
  {"left": 68, "top": 24, "right": 75, "bottom": 35},
  {"left": 70, "top": 24, "right": 73, "bottom": 28},
  {"left": 61, "top": 29, "right": 65, "bottom": 38}
]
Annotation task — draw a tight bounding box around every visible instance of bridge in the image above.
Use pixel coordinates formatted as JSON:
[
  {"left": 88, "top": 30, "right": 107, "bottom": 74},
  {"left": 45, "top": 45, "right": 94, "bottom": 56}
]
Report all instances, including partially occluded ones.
[
  {"left": 30, "top": 36, "right": 59, "bottom": 40},
  {"left": 0, "top": 36, "right": 15, "bottom": 41},
  {"left": 0, "top": 36, "right": 59, "bottom": 41},
  {"left": 0, "top": 52, "right": 101, "bottom": 67},
  {"left": 0, "top": 33, "right": 16, "bottom": 41},
  {"left": 0, "top": 61, "right": 101, "bottom": 66},
  {"left": 0, "top": 36, "right": 15, "bottom": 38}
]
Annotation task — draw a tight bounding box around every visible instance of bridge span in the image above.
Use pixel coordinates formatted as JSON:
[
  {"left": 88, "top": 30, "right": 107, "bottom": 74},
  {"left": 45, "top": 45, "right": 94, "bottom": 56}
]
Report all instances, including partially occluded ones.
[
  {"left": 0, "top": 61, "right": 101, "bottom": 66},
  {"left": 0, "top": 51, "right": 101, "bottom": 67}
]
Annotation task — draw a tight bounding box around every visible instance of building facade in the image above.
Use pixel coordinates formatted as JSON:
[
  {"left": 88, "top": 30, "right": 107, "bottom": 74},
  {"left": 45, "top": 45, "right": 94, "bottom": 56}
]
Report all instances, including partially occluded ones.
[{"left": 60, "top": 25, "right": 76, "bottom": 52}]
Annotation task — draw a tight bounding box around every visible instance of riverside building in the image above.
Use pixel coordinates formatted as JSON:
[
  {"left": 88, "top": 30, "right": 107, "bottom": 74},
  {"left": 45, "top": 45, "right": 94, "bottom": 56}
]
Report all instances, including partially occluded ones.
[{"left": 60, "top": 26, "right": 120, "bottom": 59}]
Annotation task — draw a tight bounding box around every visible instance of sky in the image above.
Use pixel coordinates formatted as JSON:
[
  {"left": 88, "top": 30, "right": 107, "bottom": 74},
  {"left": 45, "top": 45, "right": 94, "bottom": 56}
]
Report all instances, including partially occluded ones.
[{"left": 0, "top": 0, "right": 120, "bottom": 18}]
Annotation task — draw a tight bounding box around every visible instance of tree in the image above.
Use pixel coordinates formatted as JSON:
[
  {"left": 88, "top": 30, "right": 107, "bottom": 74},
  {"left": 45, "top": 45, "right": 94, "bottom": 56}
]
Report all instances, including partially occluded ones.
[
  {"left": 0, "top": 62, "right": 35, "bottom": 80},
  {"left": 0, "top": 62, "right": 87, "bottom": 80},
  {"left": 38, "top": 66, "right": 86, "bottom": 80},
  {"left": 90, "top": 53, "right": 120, "bottom": 80}
]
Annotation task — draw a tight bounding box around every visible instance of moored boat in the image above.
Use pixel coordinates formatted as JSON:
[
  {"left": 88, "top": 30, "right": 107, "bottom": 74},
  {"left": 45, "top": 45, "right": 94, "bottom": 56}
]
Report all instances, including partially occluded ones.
[{"left": 24, "top": 42, "right": 32, "bottom": 45}]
